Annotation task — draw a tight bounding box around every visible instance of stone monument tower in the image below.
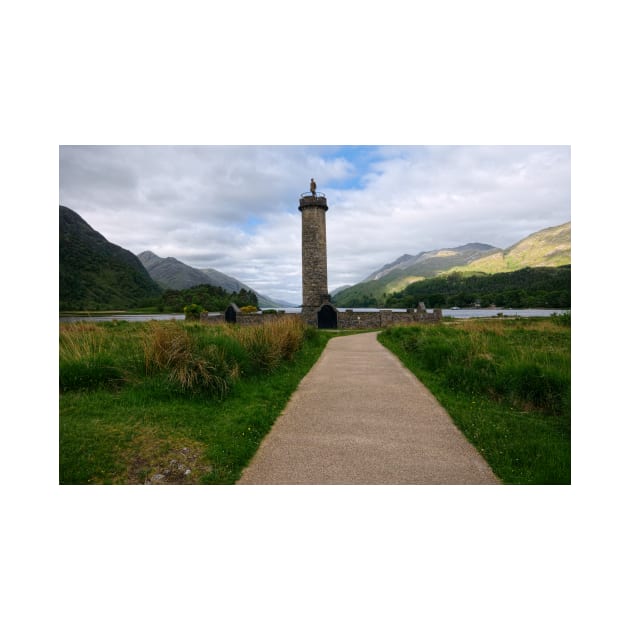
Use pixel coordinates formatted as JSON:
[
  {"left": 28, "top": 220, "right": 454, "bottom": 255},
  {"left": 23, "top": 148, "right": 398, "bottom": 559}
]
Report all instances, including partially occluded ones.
[{"left": 299, "top": 181, "right": 336, "bottom": 327}]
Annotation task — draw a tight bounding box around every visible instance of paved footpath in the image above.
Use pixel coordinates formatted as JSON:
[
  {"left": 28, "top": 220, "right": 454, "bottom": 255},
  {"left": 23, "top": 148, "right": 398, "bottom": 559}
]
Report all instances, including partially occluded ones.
[{"left": 238, "top": 332, "right": 499, "bottom": 484}]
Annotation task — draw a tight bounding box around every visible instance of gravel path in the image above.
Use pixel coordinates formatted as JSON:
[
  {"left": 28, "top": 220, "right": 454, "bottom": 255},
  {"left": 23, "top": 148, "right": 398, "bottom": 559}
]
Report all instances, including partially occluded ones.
[{"left": 237, "top": 331, "right": 499, "bottom": 484}]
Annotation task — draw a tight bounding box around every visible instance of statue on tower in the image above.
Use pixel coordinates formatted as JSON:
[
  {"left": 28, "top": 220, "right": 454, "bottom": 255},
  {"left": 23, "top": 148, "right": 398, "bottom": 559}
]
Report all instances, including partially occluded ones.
[{"left": 310, "top": 178, "right": 317, "bottom": 196}]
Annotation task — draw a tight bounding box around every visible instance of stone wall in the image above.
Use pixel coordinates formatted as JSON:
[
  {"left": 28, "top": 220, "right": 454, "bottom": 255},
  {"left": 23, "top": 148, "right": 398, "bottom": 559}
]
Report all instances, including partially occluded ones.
[
  {"left": 202, "top": 307, "right": 441, "bottom": 329},
  {"left": 300, "top": 306, "right": 319, "bottom": 328},
  {"left": 336, "top": 308, "right": 442, "bottom": 330},
  {"left": 201, "top": 308, "right": 442, "bottom": 330}
]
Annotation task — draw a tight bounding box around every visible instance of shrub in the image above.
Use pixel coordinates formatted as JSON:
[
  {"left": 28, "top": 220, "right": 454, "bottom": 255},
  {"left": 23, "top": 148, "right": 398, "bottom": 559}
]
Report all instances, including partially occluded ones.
[
  {"left": 240, "top": 305, "right": 258, "bottom": 314},
  {"left": 183, "top": 303, "right": 205, "bottom": 321}
]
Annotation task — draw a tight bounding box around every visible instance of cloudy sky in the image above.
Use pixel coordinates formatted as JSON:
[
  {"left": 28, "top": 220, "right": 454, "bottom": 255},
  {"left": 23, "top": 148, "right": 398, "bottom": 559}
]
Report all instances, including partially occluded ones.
[{"left": 59, "top": 145, "right": 570, "bottom": 304}]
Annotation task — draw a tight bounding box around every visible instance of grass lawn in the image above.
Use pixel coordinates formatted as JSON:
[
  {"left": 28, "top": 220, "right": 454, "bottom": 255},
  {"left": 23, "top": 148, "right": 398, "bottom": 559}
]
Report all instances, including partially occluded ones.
[
  {"left": 59, "top": 319, "right": 333, "bottom": 484},
  {"left": 378, "top": 316, "right": 570, "bottom": 484},
  {"left": 60, "top": 315, "right": 570, "bottom": 485}
]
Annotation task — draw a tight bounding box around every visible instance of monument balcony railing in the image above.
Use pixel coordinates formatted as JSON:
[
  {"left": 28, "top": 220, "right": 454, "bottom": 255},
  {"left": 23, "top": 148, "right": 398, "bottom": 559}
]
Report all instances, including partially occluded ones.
[{"left": 299, "top": 192, "right": 328, "bottom": 210}]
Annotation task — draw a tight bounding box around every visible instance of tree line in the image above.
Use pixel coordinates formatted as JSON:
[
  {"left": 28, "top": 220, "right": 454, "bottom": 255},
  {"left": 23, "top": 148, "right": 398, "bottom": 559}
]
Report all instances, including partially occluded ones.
[
  {"left": 158, "top": 284, "right": 259, "bottom": 313},
  {"left": 339, "top": 266, "right": 571, "bottom": 309}
]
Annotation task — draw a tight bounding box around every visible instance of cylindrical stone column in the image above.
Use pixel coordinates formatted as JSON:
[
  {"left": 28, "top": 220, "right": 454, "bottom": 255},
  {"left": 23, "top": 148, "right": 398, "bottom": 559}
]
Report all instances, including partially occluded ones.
[{"left": 299, "top": 193, "right": 329, "bottom": 325}]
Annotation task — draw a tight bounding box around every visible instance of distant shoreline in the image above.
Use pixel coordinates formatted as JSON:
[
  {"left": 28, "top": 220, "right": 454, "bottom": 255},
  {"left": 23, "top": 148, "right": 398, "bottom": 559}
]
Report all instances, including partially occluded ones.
[{"left": 60, "top": 307, "right": 569, "bottom": 323}]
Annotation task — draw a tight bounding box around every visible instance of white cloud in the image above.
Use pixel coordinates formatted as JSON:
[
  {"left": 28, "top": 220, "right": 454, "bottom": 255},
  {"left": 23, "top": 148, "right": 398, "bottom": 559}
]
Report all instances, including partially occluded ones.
[{"left": 59, "top": 145, "right": 570, "bottom": 302}]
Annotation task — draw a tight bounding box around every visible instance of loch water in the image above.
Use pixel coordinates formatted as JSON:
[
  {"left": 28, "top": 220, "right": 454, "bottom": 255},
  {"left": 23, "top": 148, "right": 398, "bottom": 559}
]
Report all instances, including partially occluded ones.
[{"left": 60, "top": 307, "right": 569, "bottom": 323}]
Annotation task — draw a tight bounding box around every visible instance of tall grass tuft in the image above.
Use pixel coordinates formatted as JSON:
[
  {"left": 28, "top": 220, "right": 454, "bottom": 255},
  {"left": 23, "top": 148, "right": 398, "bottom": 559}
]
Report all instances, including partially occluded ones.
[
  {"left": 141, "top": 322, "right": 236, "bottom": 396},
  {"left": 141, "top": 322, "right": 191, "bottom": 372},
  {"left": 226, "top": 316, "right": 306, "bottom": 374},
  {"left": 60, "top": 317, "right": 308, "bottom": 397},
  {"left": 59, "top": 323, "right": 125, "bottom": 390},
  {"left": 59, "top": 322, "right": 106, "bottom": 361},
  {"left": 167, "top": 349, "right": 231, "bottom": 398}
]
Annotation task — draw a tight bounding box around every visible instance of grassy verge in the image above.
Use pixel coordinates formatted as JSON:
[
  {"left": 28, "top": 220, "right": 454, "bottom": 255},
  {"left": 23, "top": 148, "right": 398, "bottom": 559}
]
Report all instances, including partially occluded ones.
[
  {"left": 59, "top": 318, "right": 333, "bottom": 484},
  {"left": 378, "top": 316, "right": 570, "bottom": 484}
]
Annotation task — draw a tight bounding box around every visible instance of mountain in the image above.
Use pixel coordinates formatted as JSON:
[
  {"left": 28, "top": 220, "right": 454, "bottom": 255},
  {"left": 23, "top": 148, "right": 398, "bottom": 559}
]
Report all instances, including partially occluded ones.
[
  {"left": 137, "top": 251, "right": 216, "bottom": 290},
  {"left": 198, "top": 267, "right": 251, "bottom": 294},
  {"left": 333, "top": 222, "right": 571, "bottom": 308},
  {"left": 60, "top": 206, "right": 162, "bottom": 311},
  {"left": 449, "top": 222, "right": 571, "bottom": 274},
  {"left": 334, "top": 243, "right": 501, "bottom": 307},
  {"left": 138, "top": 251, "right": 294, "bottom": 309},
  {"left": 363, "top": 254, "right": 415, "bottom": 282},
  {"left": 362, "top": 243, "right": 500, "bottom": 283}
]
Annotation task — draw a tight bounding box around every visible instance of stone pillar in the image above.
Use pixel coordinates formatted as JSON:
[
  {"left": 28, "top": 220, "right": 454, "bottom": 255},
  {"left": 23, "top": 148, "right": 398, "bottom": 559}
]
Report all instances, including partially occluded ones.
[{"left": 299, "top": 193, "right": 329, "bottom": 325}]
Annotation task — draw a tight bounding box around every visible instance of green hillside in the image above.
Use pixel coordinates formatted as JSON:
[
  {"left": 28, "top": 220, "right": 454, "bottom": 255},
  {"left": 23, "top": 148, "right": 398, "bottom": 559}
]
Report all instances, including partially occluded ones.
[
  {"left": 138, "top": 251, "right": 213, "bottom": 290},
  {"left": 451, "top": 222, "right": 571, "bottom": 274},
  {"left": 333, "top": 244, "right": 499, "bottom": 307},
  {"left": 333, "top": 222, "right": 571, "bottom": 307},
  {"left": 385, "top": 266, "right": 571, "bottom": 309},
  {"left": 60, "top": 206, "right": 162, "bottom": 310},
  {"left": 138, "top": 250, "right": 292, "bottom": 309}
]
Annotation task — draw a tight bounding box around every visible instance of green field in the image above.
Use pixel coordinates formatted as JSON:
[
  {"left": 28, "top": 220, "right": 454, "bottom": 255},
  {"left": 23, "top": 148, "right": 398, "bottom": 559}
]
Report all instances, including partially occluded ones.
[
  {"left": 379, "top": 315, "right": 571, "bottom": 484},
  {"left": 60, "top": 315, "right": 570, "bottom": 485},
  {"left": 59, "top": 318, "right": 333, "bottom": 484}
]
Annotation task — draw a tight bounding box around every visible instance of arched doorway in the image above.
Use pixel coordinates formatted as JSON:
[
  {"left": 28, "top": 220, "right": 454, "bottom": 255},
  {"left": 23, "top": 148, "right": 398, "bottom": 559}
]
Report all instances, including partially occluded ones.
[{"left": 317, "top": 304, "right": 337, "bottom": 329}]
